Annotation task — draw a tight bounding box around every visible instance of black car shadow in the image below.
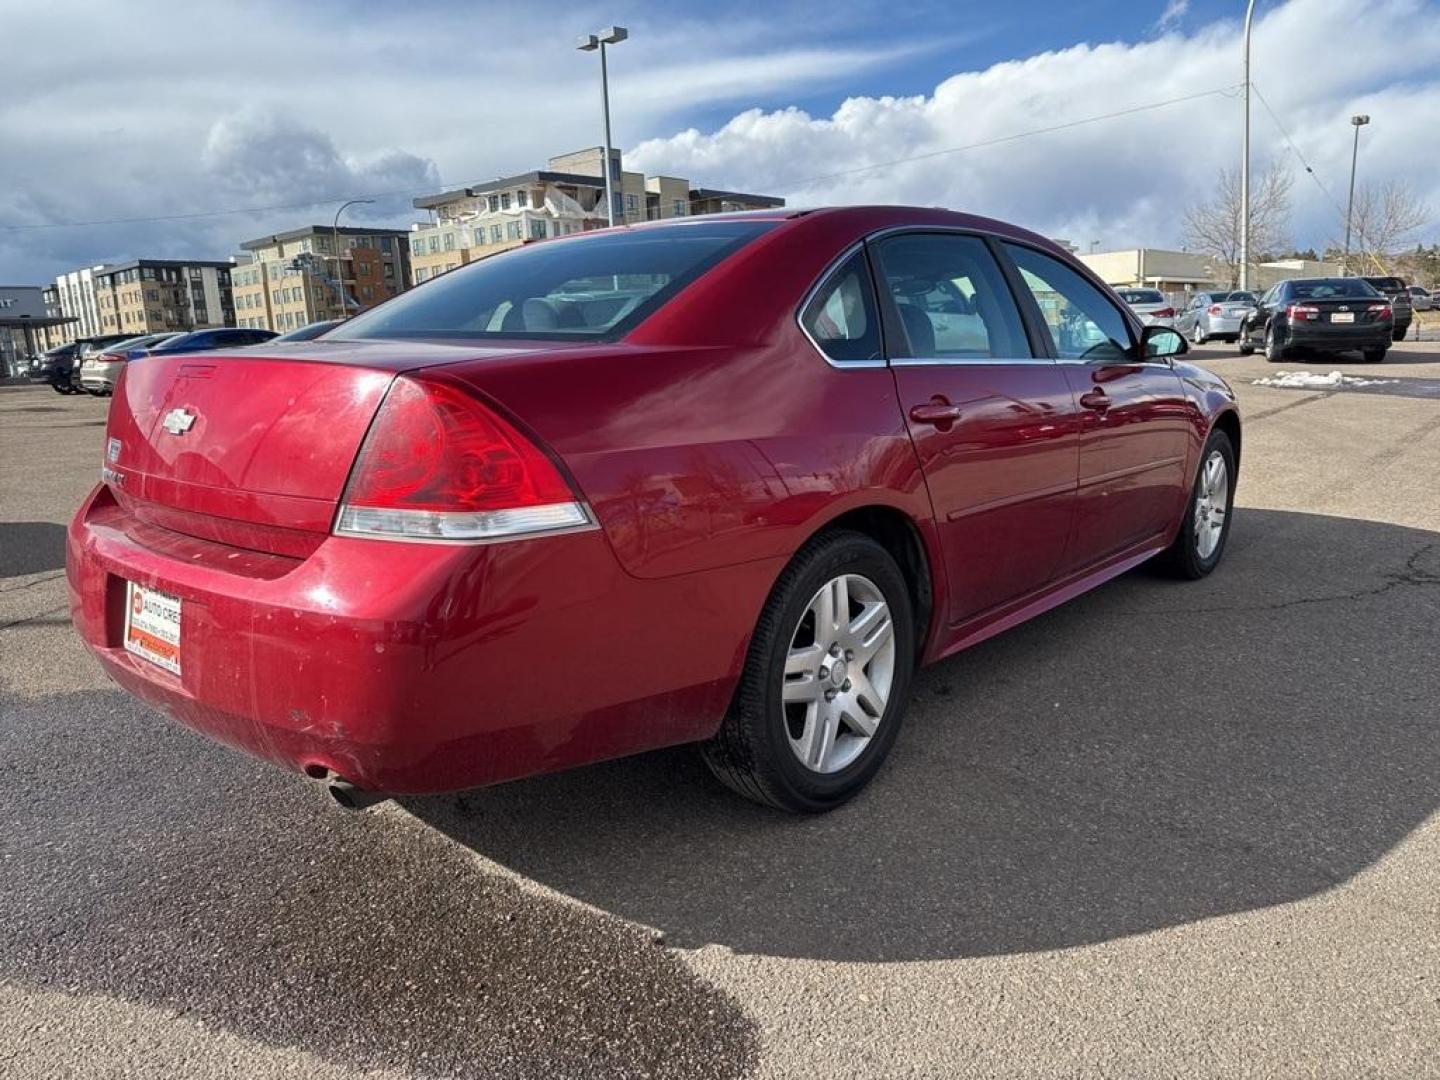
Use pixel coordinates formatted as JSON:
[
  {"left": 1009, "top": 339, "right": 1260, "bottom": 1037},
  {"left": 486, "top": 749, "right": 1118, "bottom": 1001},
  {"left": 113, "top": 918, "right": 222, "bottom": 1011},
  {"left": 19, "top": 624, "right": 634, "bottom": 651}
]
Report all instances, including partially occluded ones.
[
  {"left": 407, "top": 509, "right": 1440, "bottom": 962},
  {"left": 0, "top": 521, "right": 68, "bottom": 578}
]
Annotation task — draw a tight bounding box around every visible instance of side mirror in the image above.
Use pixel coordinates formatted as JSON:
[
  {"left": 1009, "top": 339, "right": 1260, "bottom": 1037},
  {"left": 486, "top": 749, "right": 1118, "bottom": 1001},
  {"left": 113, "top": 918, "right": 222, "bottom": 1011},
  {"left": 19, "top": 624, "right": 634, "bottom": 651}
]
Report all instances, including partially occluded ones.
[{"left": 1141, "top": 324, "right": 1187, "bottom": 360}]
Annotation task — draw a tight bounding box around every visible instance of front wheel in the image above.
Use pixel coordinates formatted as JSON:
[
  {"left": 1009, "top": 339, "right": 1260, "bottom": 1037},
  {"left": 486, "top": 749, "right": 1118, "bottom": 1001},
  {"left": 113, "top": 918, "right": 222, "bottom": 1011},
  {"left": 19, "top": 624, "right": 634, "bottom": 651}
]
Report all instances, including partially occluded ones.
[
  {"left": 701, "top": 530, "right": 915, "bottom": 812},
  {"left": 1160, "top": 429, "right": 1236, "bottom": 579},
  {"left": 1192, "top": 322, "right": 1208, "bottom": 345}
]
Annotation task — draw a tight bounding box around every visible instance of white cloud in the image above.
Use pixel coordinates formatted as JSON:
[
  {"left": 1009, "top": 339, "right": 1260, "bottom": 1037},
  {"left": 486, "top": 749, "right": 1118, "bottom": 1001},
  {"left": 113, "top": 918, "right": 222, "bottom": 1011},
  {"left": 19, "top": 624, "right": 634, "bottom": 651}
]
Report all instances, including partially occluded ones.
[
  {"left": 1155, "top": 0, "right": 1190, "bottom": 34},
  {"left": 2, "top": 0, "right": 1437, "bottom": 284},
  {"left": 630, "top": 0, "right": 1440, "bottom": 256}
]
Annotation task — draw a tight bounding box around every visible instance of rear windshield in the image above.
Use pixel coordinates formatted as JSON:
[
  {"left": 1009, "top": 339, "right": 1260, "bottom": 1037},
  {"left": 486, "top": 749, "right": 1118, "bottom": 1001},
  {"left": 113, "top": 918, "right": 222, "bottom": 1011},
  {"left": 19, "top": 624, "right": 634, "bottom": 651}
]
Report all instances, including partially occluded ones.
[
  {"left": 1363, "top": 277, "right": 1405, "bottom": 291},
  {"left": 1117, "top": 289, "right": 1165, "bottom": 304},
  {"left": 1218, "top": 291, "right": 1255, "bottom": 302},
  {"left": 333, "top": 221, "right": 777, "bottom": 342},
  {"left": 1288, "top": 279, "right": 1380, "bottom": 300}
]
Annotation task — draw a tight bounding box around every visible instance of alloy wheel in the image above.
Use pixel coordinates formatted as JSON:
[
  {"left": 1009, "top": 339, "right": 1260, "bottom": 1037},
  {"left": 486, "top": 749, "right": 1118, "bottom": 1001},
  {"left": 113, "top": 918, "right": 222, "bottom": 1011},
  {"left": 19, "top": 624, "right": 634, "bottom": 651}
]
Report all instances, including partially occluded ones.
[
  {"left": 781, "top": 573, "right": 895, "bottom": 774},
  {"left": 1194, "top": 450, "right": 1229, "bottom": 559}
]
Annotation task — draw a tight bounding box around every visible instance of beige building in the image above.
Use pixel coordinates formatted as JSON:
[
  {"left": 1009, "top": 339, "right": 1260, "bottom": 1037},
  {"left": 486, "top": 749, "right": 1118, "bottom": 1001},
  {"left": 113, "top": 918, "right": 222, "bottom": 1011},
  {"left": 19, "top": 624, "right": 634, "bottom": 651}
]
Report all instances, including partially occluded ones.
[
  {"left": 93, "top": 260, "right": 235, "bottom": 336},
  {"left": 1079, "top": 248, "right": 1344, "bottom": 301},
  {"left": 408, "top": 147, "right": 784, "bottom": 285},
  {"left": 232, "top": 225, "right": 411, "bottom": 332}
]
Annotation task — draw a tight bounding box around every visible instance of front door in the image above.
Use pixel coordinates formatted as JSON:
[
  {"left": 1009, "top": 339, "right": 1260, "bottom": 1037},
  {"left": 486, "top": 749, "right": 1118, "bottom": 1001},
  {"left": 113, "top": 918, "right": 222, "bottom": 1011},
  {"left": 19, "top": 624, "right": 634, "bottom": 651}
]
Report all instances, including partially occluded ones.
[
  {"left": 872, "top": 232, "right": 1081, "bottom": 624},
  {"left": 1001, "top": 243, "right": 1193, "bottom": 570}
]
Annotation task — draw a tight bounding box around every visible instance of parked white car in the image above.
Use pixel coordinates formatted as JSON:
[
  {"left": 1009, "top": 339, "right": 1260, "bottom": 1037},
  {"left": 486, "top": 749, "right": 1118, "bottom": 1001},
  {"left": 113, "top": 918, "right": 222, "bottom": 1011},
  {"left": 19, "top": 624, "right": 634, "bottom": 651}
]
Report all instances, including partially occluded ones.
[
  {"left": 1407, "top": 285, "right": 1432, "bottom": 312},
  {"left": 1114, "top": 288, "right": 1176, "bottom": 328},
  {"left": 1175, "top": 290, "right": 1257, "bottom": 344}
]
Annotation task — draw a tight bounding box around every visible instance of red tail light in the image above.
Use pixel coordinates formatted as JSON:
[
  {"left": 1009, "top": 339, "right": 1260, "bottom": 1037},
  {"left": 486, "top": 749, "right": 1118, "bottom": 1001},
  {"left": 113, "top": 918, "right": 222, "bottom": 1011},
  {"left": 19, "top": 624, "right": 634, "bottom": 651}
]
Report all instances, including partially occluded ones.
[
  {"left": 1367, "top": 303, "right": 1392, "bottom": 319},
  {"left": 336, "top": 375, "right": 590, "bottom": 542},
  {"left": 1286, "top": 304, "right": 1321, "bottom": 321},
  {"left": 1153, "top": 307, "right": 1175, "bottom": 318},
  {"left": 1207, "top": 305, "right": 1223, "bottom": 315}
]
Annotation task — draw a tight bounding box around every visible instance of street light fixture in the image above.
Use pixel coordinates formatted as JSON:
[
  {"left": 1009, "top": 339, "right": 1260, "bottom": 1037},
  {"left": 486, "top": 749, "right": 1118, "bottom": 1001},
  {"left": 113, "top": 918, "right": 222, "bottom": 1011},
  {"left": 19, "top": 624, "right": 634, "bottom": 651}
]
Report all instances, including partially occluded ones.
[
  {"left": 332, "top": 198, "right": 375, "bottom": 314},
  {"left": 1343, "top": 114, "right": 1371, "bottom": 276},
  {"left": 576, "top": 26, "right": 628, "bottom": 227}
]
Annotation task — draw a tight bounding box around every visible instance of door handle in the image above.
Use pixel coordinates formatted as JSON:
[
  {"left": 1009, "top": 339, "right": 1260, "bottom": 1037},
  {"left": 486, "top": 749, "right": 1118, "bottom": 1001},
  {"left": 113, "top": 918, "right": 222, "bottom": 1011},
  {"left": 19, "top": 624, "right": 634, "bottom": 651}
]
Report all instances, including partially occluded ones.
[
  {"left": 1079, "top": 388, "right": 1111, "bottom": 413},
  {"left": 909, "top": 401, "right": 964, "bottom": 426}
]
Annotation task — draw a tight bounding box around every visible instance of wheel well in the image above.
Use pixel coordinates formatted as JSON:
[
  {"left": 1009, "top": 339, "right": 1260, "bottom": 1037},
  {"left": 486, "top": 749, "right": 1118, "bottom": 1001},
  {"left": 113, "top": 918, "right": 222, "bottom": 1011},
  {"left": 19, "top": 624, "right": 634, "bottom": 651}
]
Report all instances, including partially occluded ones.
[
  {"left": 819, "top": 506, "right": 934, "bottom": 654},
  {"left": 1212, "top": 409, "right": 1241, "bottom": 467}
]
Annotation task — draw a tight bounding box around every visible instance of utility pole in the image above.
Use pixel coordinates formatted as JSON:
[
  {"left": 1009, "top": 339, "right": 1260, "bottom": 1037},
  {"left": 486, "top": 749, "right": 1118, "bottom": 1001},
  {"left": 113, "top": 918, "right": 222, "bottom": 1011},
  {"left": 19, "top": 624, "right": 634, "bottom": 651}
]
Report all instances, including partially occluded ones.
[
  {"left": 1343, "top": 114, "right": 1370, "bottom": 275},
  {"left": 332, "top": 199, "right": 374, "bottom": 316},
  {"left": 1239, "top": 0, "right": 1256, "bottom": 291}
]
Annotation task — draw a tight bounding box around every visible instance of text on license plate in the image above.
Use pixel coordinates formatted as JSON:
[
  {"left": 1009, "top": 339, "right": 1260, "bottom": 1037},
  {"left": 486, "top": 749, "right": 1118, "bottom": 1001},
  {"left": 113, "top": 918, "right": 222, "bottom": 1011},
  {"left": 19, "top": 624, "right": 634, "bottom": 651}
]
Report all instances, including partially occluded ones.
[
  {"left": 124, "top": 581, "right": 182, "bottom": 675},
  {"left": 1331, "top": 312, "right": 1355, "bottom": 323}
]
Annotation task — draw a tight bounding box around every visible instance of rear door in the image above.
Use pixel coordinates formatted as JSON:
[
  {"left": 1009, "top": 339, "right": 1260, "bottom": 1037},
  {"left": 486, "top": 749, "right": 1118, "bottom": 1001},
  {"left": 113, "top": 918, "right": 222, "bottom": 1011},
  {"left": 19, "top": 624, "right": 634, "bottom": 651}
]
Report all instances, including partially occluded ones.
[
  {"left": 873, "top": 231, "right": 1081, "bottom": 623},
  {"left": 1001, "top": 242, "right": 1192, "bottom": 571}
]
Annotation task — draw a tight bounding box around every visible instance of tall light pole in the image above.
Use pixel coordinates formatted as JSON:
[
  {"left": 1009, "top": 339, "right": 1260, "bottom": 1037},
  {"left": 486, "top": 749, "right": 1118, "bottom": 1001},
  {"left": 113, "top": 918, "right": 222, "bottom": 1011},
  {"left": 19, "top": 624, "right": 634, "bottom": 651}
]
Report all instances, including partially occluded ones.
[
  {"left": 1239, "top": 0, "right": 1257, "bottom": 291},
  {"left": 577, "top": 26, "right": 628, "bottom": 227},
  {"left": 1343, "top": 114, "right": 1371, "bottom": 275},
  {"left": 332, "top": 198, "right": 374, "bottom": 314}
]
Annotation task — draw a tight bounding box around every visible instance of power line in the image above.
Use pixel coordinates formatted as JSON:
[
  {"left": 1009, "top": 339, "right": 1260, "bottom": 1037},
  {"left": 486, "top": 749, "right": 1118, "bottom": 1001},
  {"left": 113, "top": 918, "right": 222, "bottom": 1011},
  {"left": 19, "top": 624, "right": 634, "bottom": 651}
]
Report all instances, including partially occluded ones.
[{"left": 3, "top": 84, "right": 1241, "bottom": 234}]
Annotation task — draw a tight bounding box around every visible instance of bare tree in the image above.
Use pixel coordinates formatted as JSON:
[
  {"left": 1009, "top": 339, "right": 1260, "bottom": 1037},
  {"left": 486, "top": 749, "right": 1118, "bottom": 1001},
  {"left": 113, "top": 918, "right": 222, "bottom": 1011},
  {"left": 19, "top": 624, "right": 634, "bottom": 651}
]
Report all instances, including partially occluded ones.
[
  {"left": 1341, "top": 180, "right": 1433, "bottom": 273},
  {"left": 1182, "top": 164, "right": 1294, "bottom": 287}
]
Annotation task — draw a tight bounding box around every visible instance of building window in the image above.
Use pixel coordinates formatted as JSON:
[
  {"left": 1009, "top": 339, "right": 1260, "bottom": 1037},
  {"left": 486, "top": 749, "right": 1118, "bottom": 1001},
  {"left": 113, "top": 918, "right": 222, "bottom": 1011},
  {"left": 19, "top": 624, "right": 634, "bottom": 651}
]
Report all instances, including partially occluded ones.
[
  {"left": 488, "top": 195, "right": 499, "bottom": 213},
  {"left": 672, "top": 199, "right": 686, "bottom": 217},
  {"left": 529, "top": 219, "right": 547, "bottom": 240},
  {"left": 384, "top": 264, "right": 395, "bottom": 278},
  {"left": 625, "top": 194, "right": 638, "bottom": 212},
  {"left": 506, "top": 220, "right": 522, "bottom": 240},
  {"left": 412, "top": 239, "right": 425, "bottom": 256},
  {"left": 428, "top": 236, "right": 440, "bottom": 253},
  {"left": 443, "top": 232, "right": 455, "bottom": 251},
  {"left": 491, "top": 224, "right": 503, "bottom": 243},
  {"left": 380, "top": 237, "right": 392, "bottom": 254},
  {"left": 500, "top": 193, "right": 511, "bottom": 211}
]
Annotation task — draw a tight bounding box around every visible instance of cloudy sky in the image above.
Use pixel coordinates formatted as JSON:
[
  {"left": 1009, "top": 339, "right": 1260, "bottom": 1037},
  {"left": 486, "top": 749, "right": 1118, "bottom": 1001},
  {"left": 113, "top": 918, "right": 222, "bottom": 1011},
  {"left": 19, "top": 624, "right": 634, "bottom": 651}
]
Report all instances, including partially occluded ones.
[{"left": 2, "top": 0, "right": 1437, "bottom": 284}]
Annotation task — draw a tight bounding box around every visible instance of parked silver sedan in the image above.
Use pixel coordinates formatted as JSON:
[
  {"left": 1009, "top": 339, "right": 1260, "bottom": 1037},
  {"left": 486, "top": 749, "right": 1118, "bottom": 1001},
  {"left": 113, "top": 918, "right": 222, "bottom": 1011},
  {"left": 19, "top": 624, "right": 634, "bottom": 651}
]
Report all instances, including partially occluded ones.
[
  {"left": 1114, "top": 288, "right": 1176, "bottom": 327},
  {"left": 1176, "top": 290, "right": 1256, "bottom": 344},
  {"left": 78, "top": 333, "right": 180, "bottom": 395},
  {"left": 1407, "top": 286, "right": 1432, "bottom": 313}
]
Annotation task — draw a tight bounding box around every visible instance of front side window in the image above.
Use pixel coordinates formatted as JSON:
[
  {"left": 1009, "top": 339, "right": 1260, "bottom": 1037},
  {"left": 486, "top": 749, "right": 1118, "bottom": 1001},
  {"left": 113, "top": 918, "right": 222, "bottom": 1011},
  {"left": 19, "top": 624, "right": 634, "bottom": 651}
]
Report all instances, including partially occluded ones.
[
  {"left": 1003, "top": 244, "right": 1133, "bottom": 362},
  {"left": 799, "top": 251, "right": 882, "bottom": 364},
  {"left": 873, "top": 233, "right": 1030, "bottom": 359},
  {"left": 333, "top": 220, "right": 775, "bottom": 341}
]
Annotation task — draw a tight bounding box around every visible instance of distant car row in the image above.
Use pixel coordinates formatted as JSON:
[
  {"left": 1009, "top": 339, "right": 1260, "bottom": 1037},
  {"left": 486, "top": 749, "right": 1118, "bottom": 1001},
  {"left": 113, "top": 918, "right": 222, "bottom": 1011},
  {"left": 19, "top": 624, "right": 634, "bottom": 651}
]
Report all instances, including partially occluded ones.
[
  {"left": 27, "top": 320, "right": 344, "bottom": 394},
  {"left": 1116, "top": 276, "right": 1435, "bottom": 363}
]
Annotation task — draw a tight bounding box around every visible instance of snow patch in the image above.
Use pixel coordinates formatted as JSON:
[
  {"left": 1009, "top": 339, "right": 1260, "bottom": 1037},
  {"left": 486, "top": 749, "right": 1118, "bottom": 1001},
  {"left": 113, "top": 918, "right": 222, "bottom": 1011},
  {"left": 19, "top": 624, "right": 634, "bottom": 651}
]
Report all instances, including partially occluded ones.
[{"left": 1252, "top": 370, "right": 1398, "bottom": 390}]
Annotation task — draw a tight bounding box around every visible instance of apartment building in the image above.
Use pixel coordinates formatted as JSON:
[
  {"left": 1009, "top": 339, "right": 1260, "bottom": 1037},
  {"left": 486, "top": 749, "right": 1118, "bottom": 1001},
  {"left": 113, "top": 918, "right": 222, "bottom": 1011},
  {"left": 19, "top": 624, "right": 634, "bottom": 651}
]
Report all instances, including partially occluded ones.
[
  {"left": 52, "top": 266, "right": 107, "bottom": 344},
  {"left": 93, "top": 259, "right": 236, "bottom": 336},
  {"left": 233, "top": 225, "right": 410, "bottom": 332},
  {"left": 408, "top": 147, "right": 783, "bottom": 285}
]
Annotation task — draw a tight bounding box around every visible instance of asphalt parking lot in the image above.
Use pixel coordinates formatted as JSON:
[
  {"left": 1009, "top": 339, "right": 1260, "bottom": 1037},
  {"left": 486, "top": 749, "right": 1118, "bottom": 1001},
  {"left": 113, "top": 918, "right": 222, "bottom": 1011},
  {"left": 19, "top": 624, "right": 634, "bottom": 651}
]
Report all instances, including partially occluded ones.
[{"left": 2, "top": 339, "right": 1437, "bottom": 1079}]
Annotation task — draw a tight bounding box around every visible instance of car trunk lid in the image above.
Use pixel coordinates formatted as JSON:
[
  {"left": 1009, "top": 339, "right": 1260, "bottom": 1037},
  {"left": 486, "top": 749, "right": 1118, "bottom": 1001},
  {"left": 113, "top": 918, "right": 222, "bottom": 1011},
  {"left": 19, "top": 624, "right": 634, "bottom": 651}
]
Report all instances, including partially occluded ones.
[{"left": 102, "top": 341, "right": 564, "bottom": 556}]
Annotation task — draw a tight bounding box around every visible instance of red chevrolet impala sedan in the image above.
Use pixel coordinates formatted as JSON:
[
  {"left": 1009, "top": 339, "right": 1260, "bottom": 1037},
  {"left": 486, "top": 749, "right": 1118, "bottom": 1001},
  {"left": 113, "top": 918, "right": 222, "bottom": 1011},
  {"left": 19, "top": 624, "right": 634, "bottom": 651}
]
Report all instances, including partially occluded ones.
[{"left": 68, "top": 207, "right": 1240, "bottom": 812}]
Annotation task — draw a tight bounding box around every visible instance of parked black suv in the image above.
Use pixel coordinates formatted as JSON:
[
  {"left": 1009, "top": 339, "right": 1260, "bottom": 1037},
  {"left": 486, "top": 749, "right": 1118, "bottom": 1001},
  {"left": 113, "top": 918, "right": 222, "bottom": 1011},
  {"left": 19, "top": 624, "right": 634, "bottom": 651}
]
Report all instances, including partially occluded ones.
[{"left": 1360, "top": 276, "right": 1412, "bottom": 341}]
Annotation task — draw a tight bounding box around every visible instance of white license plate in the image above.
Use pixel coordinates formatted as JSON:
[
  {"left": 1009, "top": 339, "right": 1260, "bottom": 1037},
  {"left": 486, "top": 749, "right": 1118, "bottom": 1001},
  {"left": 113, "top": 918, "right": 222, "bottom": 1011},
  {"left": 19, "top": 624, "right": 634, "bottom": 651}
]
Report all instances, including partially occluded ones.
[
  {"left": 1331, "top": 312, "right": 1355, "bottom": 323},
  {"left": 123, "top": 581, "right": 182, "bottom": 675}
]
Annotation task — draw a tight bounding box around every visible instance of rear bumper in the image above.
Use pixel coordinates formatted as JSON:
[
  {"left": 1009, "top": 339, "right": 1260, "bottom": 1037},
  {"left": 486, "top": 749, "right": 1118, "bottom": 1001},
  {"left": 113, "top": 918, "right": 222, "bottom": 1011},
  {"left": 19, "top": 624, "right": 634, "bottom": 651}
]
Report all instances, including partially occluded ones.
[
  {"left": 1284, "top": 324, "right": 1392, "bottom": 351},
  {"left": 68, "top": 485, "right": 769, "bottom": 794},
  {"left": 79, "top": 362, "right": 121, "bottom": 391},
  {"left": 1202, "top": 315, "right": 1244, "bottom": 337}
]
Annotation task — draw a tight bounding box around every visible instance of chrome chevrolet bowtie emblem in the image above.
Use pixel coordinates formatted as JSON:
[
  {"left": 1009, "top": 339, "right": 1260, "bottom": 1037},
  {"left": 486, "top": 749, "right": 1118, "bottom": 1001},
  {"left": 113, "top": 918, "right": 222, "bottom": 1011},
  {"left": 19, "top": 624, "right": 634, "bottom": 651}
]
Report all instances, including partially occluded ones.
[{"left": 162, "top": 408, "right": 196, "bottom": 435}]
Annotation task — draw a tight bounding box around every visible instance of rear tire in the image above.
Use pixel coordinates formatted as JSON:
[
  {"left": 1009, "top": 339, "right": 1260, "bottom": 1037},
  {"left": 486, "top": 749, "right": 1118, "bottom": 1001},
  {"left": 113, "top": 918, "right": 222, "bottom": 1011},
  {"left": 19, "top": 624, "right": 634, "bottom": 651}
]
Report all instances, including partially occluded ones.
[
  {"left": 1363, "top": 347, "right": 1387, "bottom": 363},
  {"left": 1264, "top": 323, "right": 1287, "bottom": 363},
  {"left": 1192, "top": 322, "right": 1208, "bottom": 345},
  {"left": 701, "top": 530, "right": 916, "bottom": 813},
  {"left": 1160, "top": 429, "right": 1236, "bottom": 580}
]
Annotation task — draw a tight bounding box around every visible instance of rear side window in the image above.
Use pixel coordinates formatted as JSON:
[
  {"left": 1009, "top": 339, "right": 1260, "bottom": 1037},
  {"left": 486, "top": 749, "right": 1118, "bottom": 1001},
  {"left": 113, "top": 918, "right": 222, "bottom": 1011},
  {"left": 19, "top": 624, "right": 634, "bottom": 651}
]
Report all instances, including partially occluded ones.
[
  {"left": 334, "top": 221, "right": 775, "bottom": 341},
  {"left": 800, "top": 251, "right": 882, "bottom": 364},
  {"left": 872, "top": 233, "right": 1030, "bottom": 359},
  {"left": 1117, "top": 289, "right": 1165, "bottom": 304},
  {"left": 1003, "top": 244, "right": 1133, "bottom": 362}
]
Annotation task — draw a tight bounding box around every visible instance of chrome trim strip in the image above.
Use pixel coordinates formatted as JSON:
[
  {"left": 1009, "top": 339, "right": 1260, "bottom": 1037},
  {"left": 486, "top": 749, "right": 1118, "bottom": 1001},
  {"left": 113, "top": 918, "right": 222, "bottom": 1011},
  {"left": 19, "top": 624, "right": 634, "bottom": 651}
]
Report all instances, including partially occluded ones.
[
  {"left": 1077, "top": 456, "right": 1186, "bottom": 490},
  {"left": 892, "top": 355, "right": 1054, "bottom": 367},
  {"left": 794, "top": 241, "right": 888, "bottom": 370}
]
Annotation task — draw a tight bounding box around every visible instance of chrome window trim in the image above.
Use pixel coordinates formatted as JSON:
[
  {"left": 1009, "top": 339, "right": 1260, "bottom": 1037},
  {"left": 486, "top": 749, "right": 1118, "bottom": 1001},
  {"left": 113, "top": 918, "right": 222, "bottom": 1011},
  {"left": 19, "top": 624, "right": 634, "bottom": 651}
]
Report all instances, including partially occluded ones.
[
  {"left": 892, "top": 355, "right": 1056, "bottom": 367},
  {"left": 795, "top": 241, "right": 888, "bottom": 370}
]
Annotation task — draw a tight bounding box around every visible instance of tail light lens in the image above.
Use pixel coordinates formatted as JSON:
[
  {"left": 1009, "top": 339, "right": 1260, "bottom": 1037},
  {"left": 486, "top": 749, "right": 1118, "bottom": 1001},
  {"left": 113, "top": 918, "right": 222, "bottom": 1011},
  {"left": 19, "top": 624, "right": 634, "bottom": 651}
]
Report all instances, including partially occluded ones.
[
  {"left": 1367, "top": 303, "right": 1392, "bottom": 319},
  {"left": 1153, "top": 307, "right": 1175, "bottom": 318},
  {"left": 335, "top": 375, "right": 591, "bottom": 543},
  {"left": 1286, "top": 304, "right": 1321, "bottom": 321},
  {"left": 1207, "top": 305, "right": 1223, "bottom": 315}
]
